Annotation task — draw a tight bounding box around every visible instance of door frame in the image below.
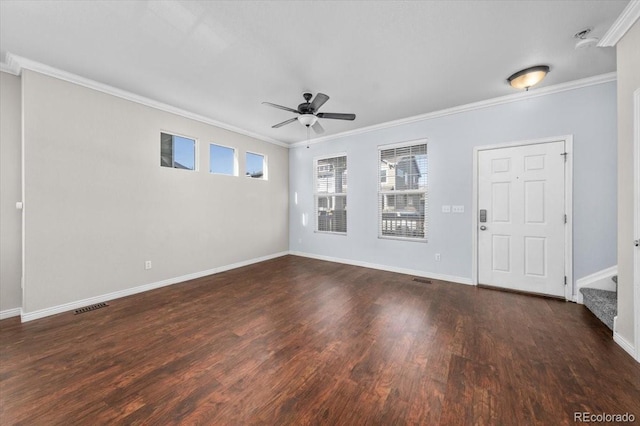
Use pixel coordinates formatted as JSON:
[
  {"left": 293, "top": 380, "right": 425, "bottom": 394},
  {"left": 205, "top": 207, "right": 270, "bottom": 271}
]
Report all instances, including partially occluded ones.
[
  {"left": 633, "top": 88, "right": 640, "bottom": 361},
  {"left": 471, "top": 135, "right": 574, "bottom": 301}
]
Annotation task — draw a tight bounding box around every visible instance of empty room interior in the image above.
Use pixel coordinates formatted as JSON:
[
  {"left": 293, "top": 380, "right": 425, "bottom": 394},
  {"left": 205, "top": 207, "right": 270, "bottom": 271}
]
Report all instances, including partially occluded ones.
[{"left": 1, "top": 1, "right": 640, "bottom": 424}]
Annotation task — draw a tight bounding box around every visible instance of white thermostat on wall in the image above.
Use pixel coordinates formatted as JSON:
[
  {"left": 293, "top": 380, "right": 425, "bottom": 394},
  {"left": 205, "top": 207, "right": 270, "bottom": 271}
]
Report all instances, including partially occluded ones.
[{"left": 16, "top": 201, "right": 23, "bottom": 210}]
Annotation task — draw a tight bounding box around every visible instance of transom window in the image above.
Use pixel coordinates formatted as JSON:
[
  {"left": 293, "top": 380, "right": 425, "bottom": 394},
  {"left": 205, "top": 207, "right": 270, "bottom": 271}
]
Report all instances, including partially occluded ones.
[
  {"left": 160, "top": 132, "right": 196, "bottom": 170},
  {"left": 246, "top": 152, "right": 266, "bottom": 179},
  {"left": 315, "top": 155, "right": 347, "bottom": 234},
  {"left": 378, "top": 142, "right": 428, "bottom": 240},
  {"left": 209, "top": 143, "right": 236, "bottom": 176}
]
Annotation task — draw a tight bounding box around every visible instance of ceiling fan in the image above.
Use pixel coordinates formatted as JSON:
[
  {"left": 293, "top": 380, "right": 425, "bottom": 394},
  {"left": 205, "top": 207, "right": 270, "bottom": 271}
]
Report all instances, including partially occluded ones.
[{"left": 262, "top": 92, "right": 356, "bottom": 134}]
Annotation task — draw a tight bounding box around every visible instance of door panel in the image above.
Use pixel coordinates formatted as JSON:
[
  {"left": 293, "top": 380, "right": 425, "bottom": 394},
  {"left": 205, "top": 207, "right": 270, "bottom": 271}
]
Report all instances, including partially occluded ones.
[
  {"left": 524, "top": 236, "right": 546, "bottom": 276},
  {"left": 478, "top": 141, "right": 565, "bottom": 297},
  {"left": 492, "top": 235, "right": 511, "bottom": 272},
  {"left": 492, "top": 182, "right": 511, "bottom": 222},
  {"left": 524, "top": 181, "right": 545, "bottom": 223}
]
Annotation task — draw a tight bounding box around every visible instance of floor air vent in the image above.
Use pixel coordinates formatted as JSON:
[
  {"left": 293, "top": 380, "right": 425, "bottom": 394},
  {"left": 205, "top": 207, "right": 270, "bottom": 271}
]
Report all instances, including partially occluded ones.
[
  {"left": 74, "top": 302, "right": 108, "bottom": 315},
  {"left": 412, "top": 277, "right": 432, "bottom": 284}
]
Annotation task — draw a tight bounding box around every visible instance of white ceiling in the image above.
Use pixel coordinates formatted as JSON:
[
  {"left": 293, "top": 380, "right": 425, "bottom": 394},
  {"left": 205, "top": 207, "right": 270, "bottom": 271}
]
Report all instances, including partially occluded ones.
[{"left": 0, "top": 0, "right": 629, "bottom": 145}]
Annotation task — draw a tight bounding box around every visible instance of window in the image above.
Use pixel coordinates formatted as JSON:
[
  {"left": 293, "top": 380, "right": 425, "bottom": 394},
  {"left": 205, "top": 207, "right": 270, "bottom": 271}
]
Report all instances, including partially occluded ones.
[
  {"left": 379, "top": 142, "right": 427, "bottom": 240},
  {"left": 160, "top": 132, "right": 196, "bottom": 170},
  {"left": 209, "top": 144, "right": 236, "bottom": 176},
  {"left": 315, "top": 155, "right": 347, "bottom": 234},
  {"left": 246, "top": 152, "right": 266, "bottom": 179}
]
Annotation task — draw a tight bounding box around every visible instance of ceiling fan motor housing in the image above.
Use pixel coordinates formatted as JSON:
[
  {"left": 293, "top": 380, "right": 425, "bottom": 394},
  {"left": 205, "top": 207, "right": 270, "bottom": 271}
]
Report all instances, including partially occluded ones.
[{"left": 298, "top": 102, "right": 313, "bottom": 114}]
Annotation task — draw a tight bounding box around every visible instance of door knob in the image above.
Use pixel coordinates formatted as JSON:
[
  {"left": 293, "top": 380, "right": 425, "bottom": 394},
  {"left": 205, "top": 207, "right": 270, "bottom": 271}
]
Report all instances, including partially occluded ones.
[{"left": 480, "top": 225, "right": 487, "bottom": 231}]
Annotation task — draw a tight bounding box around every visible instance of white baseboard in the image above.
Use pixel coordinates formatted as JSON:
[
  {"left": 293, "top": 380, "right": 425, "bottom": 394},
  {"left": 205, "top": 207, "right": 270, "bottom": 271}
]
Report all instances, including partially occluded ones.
[
  {"left": 576, "top": 265, "right": 617, "bottom": 304},
  {"left": 0, "top": 307, "right": 22, "bottom": 320},
  {"left": 613, "top": 331, "right": 638, "bottom": 362},
  {"left": 289, "top": 251, "right": 473, "bottom": 286},
  {"left": 20, "top": 251, "right": 289, "bottom": 323}
]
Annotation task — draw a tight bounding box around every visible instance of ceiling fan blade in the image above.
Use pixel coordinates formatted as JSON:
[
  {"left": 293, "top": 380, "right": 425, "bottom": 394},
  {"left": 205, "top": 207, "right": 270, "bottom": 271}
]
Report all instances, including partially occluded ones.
[
  {"left": 262, "top": 102, "right": 299, "bottom": 114},
  {"left": 312, "top": 121, "right": 325, "bottom": 134},
  {"left": 272, "top": 117, "right": 298, "bottom": 128},
  {"left": 309, "top": 93, "right": 329, "bottom": 112},
  {"left": 317, "top": 112, "right": 356, "bottom": 120}
]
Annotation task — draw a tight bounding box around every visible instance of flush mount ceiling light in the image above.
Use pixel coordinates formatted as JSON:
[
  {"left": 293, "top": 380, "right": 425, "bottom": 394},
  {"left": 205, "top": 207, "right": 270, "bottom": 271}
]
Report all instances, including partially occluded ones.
[{"left": 507, "top": 65, "right": 550, "bottom": 91}]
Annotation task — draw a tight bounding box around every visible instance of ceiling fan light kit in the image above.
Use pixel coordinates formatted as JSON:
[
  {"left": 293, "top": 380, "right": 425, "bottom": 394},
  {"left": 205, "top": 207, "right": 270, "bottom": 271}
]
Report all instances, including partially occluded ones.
[
  {"left": 263, "top": 92, "right": 356, "bottom": 135},
  {"left": 507, "top": 65, "right": 550, "bottom": 91},
  {"left": 298, "top": 114, "right": 318, "bottom": 127}
]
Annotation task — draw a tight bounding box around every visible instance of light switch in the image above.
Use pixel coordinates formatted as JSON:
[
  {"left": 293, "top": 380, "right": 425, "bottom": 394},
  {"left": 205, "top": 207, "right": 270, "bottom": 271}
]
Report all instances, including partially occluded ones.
[
  {"left": 442, "top": 205, "right": 451, "bottom": 213},
  {"left": 452, "top": 205, "right": 464, "bottom": 213}
]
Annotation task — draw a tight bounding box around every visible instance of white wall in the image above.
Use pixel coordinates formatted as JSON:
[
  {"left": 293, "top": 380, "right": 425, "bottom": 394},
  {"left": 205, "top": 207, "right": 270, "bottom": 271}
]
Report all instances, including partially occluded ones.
[
  {"left": 21, "top": 69, "right": 289, "bottom": 315},
  {"left": 0, "top": 71, "right": 22, "bottom": 314},
  {"left": 290, "top": 81, "right": 618, "bottom": 293},
  {"left": 615, "top": 20, "right": 639, "bottom": 349}
]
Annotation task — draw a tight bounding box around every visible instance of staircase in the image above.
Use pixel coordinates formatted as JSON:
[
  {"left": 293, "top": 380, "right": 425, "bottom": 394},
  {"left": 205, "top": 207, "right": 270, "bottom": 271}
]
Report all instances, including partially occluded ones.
[{"left": 580, "top": 276, "right": 617, "bottom": 330}]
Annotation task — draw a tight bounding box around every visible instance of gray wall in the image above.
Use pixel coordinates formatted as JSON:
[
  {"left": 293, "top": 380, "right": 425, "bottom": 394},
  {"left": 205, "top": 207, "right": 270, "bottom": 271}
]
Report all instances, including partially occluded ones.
[
  {"left": 21, "top": 70, "right": 289, "bottom": 314},
  {"left": 616, "top": 20, "right": 639, "bottom": 347},
  {"left": 0, "top": 71, "right": 22, "bottom": 313},
  {"left": 290, "top": 81, "right": 618, "bottom": 293}
]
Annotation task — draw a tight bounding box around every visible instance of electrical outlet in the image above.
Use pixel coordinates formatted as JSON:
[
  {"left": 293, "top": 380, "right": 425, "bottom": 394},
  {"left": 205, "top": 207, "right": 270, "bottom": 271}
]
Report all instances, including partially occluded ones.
[
  {"left": 145, "top": 260, "right": 152, "bottom": 270},
  {"left": 441, "top": 205, "right": 451, "bottom": 213},
  {"left": 452, "top": 205, "right": 464, "bottom": 213},
  {"left": 435, "top": 253, "right": 441, "bottom": 261}
]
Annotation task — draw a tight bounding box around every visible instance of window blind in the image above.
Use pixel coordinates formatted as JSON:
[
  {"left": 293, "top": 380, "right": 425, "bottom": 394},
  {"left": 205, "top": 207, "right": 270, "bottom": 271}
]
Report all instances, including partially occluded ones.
[
  {"left": 379, "top": 143, "right": 428, "bottom": 240},
  {"left": 315, "top": 155, "right": 347, "bottom": 234}
]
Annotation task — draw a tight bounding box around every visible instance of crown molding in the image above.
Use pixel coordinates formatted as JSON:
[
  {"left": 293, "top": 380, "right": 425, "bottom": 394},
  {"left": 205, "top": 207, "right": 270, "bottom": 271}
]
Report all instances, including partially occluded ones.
[
  {"left": 6, "top": 53, "right": 288, "bottom": 148},
  {"left": 291, "top": 72, "right": 617, "bottom": 148},
  {"left": 0, "top": 60, "right": 19, "bottom": 76},
  {"left": 598, "top": 0, "right": 640, "bottom": 47},
  {"left": 5, "top": 52, "right": 619, "bottom": 151}
]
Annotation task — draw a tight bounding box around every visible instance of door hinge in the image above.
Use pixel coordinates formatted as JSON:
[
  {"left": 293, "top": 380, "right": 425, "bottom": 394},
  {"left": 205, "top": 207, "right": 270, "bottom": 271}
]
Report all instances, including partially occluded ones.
[
  {"left": 560, "top": 152, "right": 568, "bottom": 162},
  {"left": 564, "top": 276, "right": 567, "bottom": 285},
  {"left": 564, "top": 214, "right": 567, "bottom": 224}
]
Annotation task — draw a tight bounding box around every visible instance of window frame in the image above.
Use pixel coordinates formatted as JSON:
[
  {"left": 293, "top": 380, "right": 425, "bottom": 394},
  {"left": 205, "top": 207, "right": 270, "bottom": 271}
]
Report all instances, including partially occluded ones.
[
  {"left": 314, "top": 153, "right": 348, "bottom": 235},
  {"left": 245, "top": 151, "right": 268, "bottom": 180},
  {"left": 378, "top": 139, "right": 428, "bottom": 242},
  {"left": 209, "top": 143, "right": 238, "bottom": 176},
  {"left": 160, "top": 131, "right": 198, "bottom": 171}
]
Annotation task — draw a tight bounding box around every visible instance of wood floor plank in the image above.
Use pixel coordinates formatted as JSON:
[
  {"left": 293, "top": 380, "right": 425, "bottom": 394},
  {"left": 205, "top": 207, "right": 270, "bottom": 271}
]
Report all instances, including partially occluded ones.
[{"left": 1, "top": 255, "right": 639, "bottom": 425}]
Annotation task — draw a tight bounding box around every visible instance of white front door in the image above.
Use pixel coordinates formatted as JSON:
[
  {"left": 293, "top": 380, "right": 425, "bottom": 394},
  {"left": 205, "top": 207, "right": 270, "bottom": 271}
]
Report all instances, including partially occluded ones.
[{"left": 478, "top": 141, "right": 566, "bottom": 297}]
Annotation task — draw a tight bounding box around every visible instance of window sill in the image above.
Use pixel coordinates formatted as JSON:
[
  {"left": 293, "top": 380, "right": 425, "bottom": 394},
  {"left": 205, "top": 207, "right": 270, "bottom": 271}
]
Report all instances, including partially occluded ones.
[
  {"left": 378, "top": 235, "right": 428, "bottom": 243},
  {"left": 314, "top": 231, "right": 348, "bottom": 236}
]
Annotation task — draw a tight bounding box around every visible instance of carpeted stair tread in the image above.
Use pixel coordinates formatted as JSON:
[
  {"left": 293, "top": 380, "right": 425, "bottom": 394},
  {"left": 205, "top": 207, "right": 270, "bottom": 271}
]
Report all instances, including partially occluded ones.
[{"left": 580, "top": 288, "right": 617, "bottom": 330}]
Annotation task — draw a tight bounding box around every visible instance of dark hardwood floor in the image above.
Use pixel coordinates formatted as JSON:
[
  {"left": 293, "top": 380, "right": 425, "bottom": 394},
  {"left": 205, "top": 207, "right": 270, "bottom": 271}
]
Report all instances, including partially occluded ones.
[{"left": 1, "top": 255, "right": 639, "bottom": 425}]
